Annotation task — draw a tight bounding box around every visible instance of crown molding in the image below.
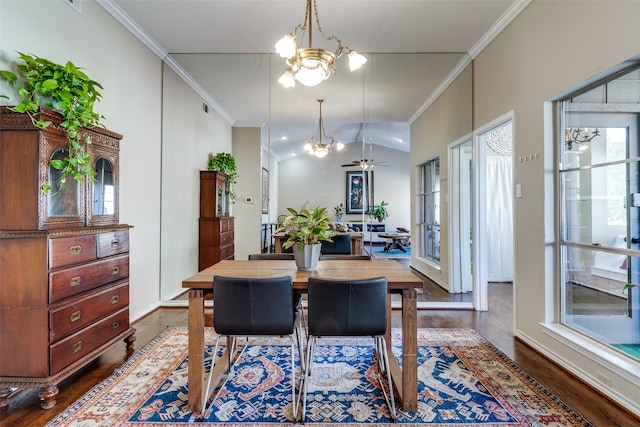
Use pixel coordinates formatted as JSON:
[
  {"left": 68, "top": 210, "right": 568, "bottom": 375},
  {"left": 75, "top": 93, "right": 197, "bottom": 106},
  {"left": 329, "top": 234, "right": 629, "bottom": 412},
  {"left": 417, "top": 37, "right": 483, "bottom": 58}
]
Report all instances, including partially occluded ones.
[
  {"left": 468, "top": 0, "right": 532, "bottom": 59},
  {"left": 96, "top": 0, "right": 234, "bottom": 126}
]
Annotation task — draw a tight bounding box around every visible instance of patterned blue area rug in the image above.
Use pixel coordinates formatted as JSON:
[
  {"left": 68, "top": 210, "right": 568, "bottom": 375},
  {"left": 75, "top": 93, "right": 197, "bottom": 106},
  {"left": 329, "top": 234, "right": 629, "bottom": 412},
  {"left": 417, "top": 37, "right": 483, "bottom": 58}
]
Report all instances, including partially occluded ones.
[{"left": 46, "top": 327, "right": 593, "bottom": 426}]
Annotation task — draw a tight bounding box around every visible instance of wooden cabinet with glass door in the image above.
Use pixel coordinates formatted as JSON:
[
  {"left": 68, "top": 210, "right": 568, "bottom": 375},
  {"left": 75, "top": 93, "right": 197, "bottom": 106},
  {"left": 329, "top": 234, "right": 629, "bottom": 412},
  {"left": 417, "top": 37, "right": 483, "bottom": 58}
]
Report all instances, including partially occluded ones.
[
  {"left": 198, "top": 171, "right": 235, "bottom": 270},
  {"left": 0, "top": 107, "right": 135, "bottom": 410}
]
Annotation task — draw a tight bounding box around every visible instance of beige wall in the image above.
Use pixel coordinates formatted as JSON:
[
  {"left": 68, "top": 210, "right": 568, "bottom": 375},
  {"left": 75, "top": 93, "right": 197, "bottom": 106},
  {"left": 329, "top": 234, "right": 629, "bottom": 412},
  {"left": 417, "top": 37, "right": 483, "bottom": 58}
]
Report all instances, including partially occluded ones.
[
  {"left": 160, "top": 65, "right": 233, "bottom": 300},
  {"left": 232, "top": 127, "right": 263, "bottom": 259},
  {"left": 411, "top": 0, "right": 640, "bottom": 415},
  {"left": 410, "top": 63, "right": 473, "bottom": 287}
]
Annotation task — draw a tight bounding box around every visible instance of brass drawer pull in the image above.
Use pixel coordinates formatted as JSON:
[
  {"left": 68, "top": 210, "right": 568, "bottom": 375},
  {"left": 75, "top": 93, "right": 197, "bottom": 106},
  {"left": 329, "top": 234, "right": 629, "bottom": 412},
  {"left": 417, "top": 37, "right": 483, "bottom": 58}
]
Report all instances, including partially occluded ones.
[
  {"left": 111, "top": 295, "right": 119, "bottom": 304},
  {"left": 69, "top": 276, "right": 81, "bottom": 287},
  {"left": 69, "top": 245, "right": 82, "bottom": 255},
  {"left": 72, "top": 341, "right": 83, "bottom": 353},
  {"left": 111, "top": 266, "right": 120, "bottom": 275},
  {"left": 111, "top": 239, "right": 119, "bottom": 248},
  {"left": 112, "top": 321, "right": 120, "bottom": 330},
  {"left": 69, "top": 310, "right": 82, "bottom": 322}
]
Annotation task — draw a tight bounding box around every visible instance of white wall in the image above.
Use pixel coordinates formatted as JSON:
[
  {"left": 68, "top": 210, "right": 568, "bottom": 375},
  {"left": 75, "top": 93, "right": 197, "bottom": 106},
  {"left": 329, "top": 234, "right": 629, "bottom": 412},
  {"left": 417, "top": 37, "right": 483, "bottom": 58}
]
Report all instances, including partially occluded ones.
[
  {"left": 277, "top": 143, "right": 411, "bottom": 233},
  {"left": 0, "top": 0, "right": 162, "bottom": 319},
  {"left": 159, "top": 65, "right": 232, "bottom": 300}
]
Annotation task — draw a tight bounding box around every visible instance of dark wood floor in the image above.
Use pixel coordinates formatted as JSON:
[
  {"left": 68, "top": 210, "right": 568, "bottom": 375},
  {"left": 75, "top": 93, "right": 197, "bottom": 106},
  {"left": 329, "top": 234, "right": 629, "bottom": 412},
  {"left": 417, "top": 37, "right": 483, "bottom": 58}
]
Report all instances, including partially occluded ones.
[{"left": 1, "top": 260, "right": 639, "bottom": 427}]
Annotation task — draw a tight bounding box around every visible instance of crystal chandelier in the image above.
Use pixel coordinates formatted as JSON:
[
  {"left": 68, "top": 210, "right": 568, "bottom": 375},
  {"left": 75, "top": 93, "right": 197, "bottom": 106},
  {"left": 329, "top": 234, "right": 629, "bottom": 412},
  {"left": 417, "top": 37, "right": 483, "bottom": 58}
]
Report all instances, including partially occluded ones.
[
  {"left": 565, "top": 128, "right": 600, "bottom": 150},
  {"left": 275, "top": 0, "right": 367, "bottom": 88},
  {"left": 304, "top": 99, "right": 344, "bottom": 158}
]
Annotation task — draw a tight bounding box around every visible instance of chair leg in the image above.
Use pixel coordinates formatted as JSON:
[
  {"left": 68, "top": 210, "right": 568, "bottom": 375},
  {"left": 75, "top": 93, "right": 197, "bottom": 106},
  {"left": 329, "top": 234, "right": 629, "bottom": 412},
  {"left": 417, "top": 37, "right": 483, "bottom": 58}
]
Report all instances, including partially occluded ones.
[
  {"left": 201, "top": 335, "right": 225, "bottom": 418},
  {"left": 376, "top": 336, "right": 397, "bottom": 420},
  {"left": 297, "top": 302, "right": 308, "bottom": 342},
  {"left": 287, "top": 334, "right": 299, "bottom": 421},
  {"left": 301, "top": 336, "right": 317, "bottom": 423}
]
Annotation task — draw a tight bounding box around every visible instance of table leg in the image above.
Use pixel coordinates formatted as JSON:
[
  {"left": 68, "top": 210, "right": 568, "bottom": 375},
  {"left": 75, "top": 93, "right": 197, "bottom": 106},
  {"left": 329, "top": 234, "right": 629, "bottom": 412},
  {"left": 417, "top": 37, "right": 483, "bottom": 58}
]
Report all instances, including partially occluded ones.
[
  {"left": 384, "top": 289, "right": 418, "bottom": 412},
  {"left": 401, "top": 289, "right": 418, "bottom": 410},
  {"left": 188, "top": 289, "right": 205, "bottom": 415}
]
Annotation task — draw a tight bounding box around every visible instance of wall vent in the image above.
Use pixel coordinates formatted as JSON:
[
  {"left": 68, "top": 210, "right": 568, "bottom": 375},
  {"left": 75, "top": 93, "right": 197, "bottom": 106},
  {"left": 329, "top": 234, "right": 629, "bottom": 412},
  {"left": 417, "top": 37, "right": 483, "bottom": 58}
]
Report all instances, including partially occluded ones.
[
  {"left": 203, "top": 102, "right": 209, "bottom": 114},
  {"left": 63, "top": 0, "right": 82, "bottom": 14}
]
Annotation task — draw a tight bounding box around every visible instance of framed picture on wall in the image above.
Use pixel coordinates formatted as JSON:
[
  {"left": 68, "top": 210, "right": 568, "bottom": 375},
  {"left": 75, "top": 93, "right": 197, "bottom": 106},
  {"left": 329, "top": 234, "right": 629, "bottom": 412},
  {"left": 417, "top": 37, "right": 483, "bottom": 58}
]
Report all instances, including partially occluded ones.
[
  {"left": 261, "top": 167, "right": 269, "bottom": 214},
  {"left": 346, "top": 170, "right": 374, "bottom": 214}
]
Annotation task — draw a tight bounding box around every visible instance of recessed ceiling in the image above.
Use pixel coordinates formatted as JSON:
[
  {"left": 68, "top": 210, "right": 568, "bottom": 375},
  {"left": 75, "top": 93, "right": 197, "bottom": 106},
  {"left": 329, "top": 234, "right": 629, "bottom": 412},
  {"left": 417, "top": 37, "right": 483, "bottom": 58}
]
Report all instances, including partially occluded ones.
[{"left": 106, "top": 0, "right": 524, "bottom": 159}]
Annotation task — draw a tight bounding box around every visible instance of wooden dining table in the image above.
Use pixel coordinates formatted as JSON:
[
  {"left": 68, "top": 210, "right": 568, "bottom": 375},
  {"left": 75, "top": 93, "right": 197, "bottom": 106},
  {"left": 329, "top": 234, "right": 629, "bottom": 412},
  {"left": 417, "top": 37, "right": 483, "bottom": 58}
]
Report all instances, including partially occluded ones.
[{"left": 182, "top": 258, "right": 423, "bottom": 416}]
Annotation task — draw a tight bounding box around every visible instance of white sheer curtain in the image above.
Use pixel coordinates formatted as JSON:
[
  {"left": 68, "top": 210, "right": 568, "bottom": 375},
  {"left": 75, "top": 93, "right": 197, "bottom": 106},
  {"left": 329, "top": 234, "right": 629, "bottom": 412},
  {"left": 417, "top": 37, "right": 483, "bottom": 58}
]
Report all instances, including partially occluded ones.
[{"left": 486, "top": 156, "right": 513, "bottom": 282}]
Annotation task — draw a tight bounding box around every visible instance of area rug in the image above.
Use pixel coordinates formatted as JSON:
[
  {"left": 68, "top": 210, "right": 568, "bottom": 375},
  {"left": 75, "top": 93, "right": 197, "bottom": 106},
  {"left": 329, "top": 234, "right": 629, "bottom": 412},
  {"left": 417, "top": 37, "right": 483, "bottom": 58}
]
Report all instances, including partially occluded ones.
[
  {"left": 370, "top": 245, "right": 411, "bottom": 258},
  {"left": 46, "top": 327, "right": 593, "bottom": 426}
]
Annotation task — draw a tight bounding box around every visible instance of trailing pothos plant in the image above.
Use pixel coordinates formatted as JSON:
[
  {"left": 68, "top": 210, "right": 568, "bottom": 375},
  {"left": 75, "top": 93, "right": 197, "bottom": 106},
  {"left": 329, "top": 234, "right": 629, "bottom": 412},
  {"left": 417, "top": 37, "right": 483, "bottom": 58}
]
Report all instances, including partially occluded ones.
[
  {"left": 208, "top": 152, "right": 239, "bottom": 203},
  {"left": 0, "top": 52, "right": 105, "bottom": 193}
]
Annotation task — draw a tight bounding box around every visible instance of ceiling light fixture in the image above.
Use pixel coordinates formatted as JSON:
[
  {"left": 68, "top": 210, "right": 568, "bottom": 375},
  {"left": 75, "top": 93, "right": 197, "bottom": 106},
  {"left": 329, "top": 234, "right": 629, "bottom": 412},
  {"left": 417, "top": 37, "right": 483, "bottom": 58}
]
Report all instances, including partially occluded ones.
[
  {"left": 304, "top": 99, "right": 344, "bottom": 158},
  {"left": 275, "top": 0, "right": 367, "bottom": 88},
  {"left": 565, "top": 128, "right": 600, "bottom": 151}
]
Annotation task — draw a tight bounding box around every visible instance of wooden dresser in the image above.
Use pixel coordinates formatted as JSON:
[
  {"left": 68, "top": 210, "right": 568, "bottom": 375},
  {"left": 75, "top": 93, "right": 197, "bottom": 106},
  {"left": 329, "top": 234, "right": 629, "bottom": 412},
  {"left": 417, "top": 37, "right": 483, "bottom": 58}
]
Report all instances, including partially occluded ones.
[
  {"left": 198, "top": 170, "right": 234, "bottom": 271},
  {"left": 0, "top": 107, "right": 135, "bottom": 410}
]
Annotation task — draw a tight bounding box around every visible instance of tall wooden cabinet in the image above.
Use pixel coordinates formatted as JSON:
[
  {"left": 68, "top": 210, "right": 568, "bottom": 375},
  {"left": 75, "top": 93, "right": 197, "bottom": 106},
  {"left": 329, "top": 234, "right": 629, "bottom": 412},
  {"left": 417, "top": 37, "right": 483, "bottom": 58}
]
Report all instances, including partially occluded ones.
[
  {"left": 198, "top": 170, "right": 234, "bottom": 270},
  {"left": 0, "top": 107, "right": 136, "bottom": 409}
]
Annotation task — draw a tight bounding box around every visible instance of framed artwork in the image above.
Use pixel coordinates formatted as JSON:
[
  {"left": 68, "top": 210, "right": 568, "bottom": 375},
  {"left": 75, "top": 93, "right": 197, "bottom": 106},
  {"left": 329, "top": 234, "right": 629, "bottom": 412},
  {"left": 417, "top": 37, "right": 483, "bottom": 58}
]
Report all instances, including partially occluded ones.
[
  {"left": 261, "top": 167, "right": 269, "bottom": 214},
  {"left": 346, "top": 170, "right": 374, "bottom": 214}
]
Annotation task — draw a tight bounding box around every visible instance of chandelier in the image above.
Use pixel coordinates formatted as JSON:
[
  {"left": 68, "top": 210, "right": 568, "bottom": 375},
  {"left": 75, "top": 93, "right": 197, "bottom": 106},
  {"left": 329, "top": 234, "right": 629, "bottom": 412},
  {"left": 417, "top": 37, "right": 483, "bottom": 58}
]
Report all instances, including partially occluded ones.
[
  {"left": 565, "top": 128, "right": 600, "bottom": 150},
  {"left": 275, "top": 0, "right": 367, "bottom": 87},
  {"left": 304, "top": 99, "right": 344, "bottom": 158}
]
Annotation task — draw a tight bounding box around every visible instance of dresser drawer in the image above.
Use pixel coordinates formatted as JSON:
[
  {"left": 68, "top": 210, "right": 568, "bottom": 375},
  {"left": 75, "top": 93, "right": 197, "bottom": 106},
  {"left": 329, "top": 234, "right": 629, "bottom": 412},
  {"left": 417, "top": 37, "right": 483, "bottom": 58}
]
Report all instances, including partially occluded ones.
[
  {"left": 50, "top": 308, "right": 129, "bottom": 374},
  {"left": 49, "top": 254, "right": 129, "bottom": 303},
  {"left": 220, "top": 230, "right": 234, "bottom": 245},
  {"left": 97, "top": 230, "right": 129, "bottom": 258},
  {"left": 220, "top": 218, "right": 233, "bottom": 232},
  {"left": 49, "top": 282, "right": 129, "bottom": 343},
  {"left": 220, "top": 243, "right": 234, "bottom": 260},
  {"left": 49, "top": 234, "right": 97, "bottom": 269}
]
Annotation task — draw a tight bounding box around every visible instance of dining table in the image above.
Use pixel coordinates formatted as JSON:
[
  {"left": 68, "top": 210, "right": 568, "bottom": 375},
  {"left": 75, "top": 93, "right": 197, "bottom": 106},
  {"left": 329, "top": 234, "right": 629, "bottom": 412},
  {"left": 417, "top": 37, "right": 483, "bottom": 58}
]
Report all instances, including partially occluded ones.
[{"left": 182, "top": 258, "right": 423, "bottom": 416}]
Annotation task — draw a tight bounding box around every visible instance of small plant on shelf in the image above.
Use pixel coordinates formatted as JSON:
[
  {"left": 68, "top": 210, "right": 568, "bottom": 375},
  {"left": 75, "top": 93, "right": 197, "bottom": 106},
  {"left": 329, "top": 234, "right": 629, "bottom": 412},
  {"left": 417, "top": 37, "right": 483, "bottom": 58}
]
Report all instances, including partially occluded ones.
[
  {"left": 207, "top": 152, "right": 238, "bottom": 203},
  {"left": 334, "top": 203, "right": 345, "bottom": 221},
  {"left": 0, "top": 52, "right": 106, "bottom": 192}
]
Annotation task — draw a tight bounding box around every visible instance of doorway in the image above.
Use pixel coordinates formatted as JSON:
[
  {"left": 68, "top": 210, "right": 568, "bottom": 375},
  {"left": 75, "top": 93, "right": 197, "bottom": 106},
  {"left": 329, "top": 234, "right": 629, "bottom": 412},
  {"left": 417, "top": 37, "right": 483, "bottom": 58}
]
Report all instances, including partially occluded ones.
[{"left": 474, "top": 114, "right": 515, "bottom": 310}]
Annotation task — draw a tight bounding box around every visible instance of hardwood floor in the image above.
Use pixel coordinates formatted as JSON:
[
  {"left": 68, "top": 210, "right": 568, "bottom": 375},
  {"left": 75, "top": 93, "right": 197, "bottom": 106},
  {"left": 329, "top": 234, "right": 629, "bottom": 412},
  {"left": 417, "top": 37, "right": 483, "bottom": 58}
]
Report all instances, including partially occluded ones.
[{"left": 1, "top": 260, "right": 639, "bottom": 426}]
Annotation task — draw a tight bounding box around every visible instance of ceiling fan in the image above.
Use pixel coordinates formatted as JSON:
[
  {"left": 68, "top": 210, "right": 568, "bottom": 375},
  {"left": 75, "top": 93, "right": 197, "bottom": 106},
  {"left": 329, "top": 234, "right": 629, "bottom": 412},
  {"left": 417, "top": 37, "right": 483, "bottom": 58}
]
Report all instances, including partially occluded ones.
[{"left": 341, "top": 159, "right": 389, "bottom": 168}]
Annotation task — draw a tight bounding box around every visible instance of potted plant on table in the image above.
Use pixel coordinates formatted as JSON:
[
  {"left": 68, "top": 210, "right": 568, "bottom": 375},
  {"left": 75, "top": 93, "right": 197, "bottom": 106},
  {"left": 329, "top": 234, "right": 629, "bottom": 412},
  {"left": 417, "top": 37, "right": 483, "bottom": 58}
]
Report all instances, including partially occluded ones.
[
  {"left": 0, "top": 52, "right": 106, "bottom": 193},
  {"left": 276, "top": 203, "right": 338, "bottom": 271}
]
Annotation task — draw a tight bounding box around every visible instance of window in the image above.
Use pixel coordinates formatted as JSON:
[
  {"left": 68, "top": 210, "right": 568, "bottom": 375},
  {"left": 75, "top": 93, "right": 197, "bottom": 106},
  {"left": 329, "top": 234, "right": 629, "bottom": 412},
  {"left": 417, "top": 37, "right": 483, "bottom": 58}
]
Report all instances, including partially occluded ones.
[
  {"left": 558, "top": 66, "right": 640, "bottom": 360},
  {"left": 420, "top": 158, "right": 440, "bottom": 264}
]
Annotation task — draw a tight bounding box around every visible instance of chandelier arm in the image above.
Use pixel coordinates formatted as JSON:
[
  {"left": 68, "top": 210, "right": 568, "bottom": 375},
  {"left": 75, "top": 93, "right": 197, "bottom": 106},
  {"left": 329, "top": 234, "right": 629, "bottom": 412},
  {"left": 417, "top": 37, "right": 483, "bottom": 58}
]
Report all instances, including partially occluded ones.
[{"left": 311, "top": 0, "right": 344, "bottom": 56}]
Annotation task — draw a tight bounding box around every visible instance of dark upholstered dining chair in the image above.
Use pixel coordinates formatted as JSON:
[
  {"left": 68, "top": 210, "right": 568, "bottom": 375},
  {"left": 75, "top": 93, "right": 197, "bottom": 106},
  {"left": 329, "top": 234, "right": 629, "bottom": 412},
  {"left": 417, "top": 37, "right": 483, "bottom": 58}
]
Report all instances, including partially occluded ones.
[
  {"left": 204, "top": 276, "right": 304, "bottom": 420},
  {"left": 320, "top": 233, "right": 351, "bottom": 255},
  {"left": 302, "top": 276, "right": 396, "bottom": 421},
  {"left": 248, "top": 253, "right": 295, "bottom": 260},
  {"left": 247, "top": 253, "right": 306, "bottom": 338}
]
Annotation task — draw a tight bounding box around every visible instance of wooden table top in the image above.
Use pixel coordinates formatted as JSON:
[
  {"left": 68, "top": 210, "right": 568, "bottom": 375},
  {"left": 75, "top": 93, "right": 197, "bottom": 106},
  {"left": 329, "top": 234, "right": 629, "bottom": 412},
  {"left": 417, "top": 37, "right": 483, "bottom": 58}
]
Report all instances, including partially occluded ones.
[{"left": 182, "top": 259, "right": 422, "bottom": 291}]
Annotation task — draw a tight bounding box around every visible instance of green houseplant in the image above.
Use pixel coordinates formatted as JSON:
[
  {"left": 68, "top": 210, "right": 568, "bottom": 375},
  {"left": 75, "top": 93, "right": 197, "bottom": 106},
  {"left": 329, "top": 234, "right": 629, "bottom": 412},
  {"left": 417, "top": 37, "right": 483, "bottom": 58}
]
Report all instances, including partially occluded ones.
[
  {"left": 277, "top": 203, "right": 338, "bottom": 270},
  {"left": 0, "top": 52, "right": 106, "bottom": 192},
  {"left": 208, "top": 152, "right": 238, "bottom": 203},
  {"left": 372, "top": 200, "right": 389, "bottom": 222}
]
